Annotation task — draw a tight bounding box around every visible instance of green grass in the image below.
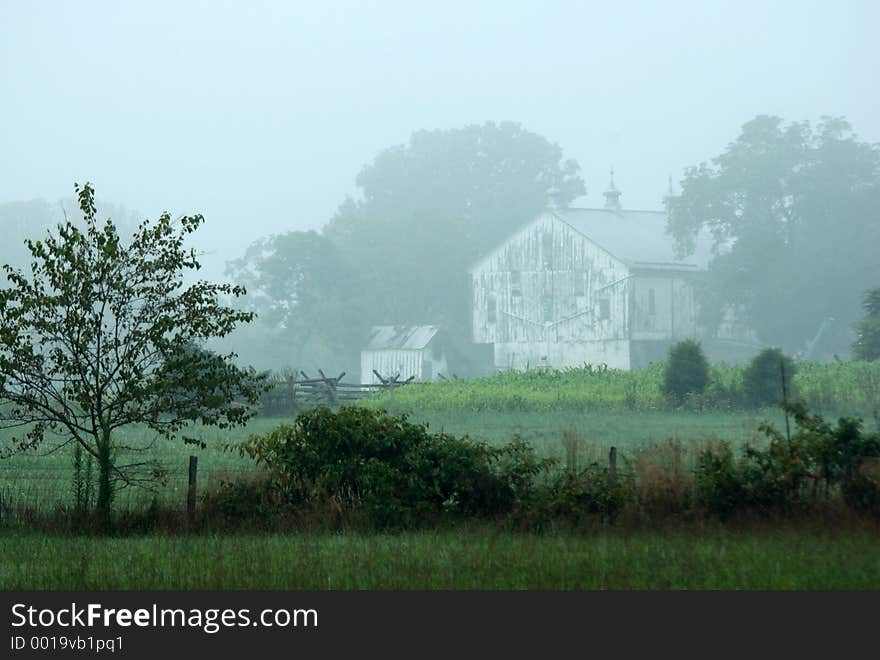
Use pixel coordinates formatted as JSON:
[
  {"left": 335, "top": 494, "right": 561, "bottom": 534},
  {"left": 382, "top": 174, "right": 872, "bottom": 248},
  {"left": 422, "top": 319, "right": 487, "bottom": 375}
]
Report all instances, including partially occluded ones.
[
  {"left": 0, "top": 409, "right": 790, "bottom": 513},
  {"left": 363, "top": 360, "right": 880, "bottom": 416},
  {"left": 406, "top": 408, "right": 787, "bottom": 458},
  {"left": 3, "top": 526, "right": 879, "bottom": 589},
  {"left": 3, "top": 356, "right": 878, "bottom": 514},
  {"left": 0, "top": 419, "right": 277, "bottom": 511}
]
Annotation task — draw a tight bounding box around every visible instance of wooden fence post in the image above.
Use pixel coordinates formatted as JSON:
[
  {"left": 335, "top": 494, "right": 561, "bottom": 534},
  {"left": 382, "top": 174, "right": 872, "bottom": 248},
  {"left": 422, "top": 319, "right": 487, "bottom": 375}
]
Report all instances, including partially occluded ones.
[
  {"left": 780, "top": 358, "right": 791, "bottom": 445},
  {"left": 187, "top": 455, "right": 198, "bottom": 517},
  {"left": 608, "top": 446, "right": 617, "bottom": 489}
]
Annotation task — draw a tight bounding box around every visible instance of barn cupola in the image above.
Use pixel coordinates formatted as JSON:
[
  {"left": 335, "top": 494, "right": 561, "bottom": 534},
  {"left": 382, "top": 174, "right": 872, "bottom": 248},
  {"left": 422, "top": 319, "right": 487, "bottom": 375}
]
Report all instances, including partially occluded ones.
[
  {"left": 603, "top": 167, "right": 622, "bottom": 211},
  {"left": 663, "top": 174, "right": 676, "bottom": 205}
]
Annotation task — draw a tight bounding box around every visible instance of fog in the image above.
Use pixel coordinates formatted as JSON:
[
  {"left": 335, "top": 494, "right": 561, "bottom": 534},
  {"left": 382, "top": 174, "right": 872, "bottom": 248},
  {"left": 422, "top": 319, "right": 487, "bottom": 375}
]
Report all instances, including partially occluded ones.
[
  {"left": 2, "top": 0, "right": 879, "bottom": 373},
  {"left": 3, "top": 1, "right": 878, "bottom": 270}
]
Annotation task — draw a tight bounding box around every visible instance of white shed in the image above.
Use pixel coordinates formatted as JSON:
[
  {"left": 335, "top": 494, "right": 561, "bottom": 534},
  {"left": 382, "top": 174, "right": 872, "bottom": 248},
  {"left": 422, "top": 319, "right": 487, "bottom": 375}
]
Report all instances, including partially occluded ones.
[{"left": 360, "top": 325, "right": 450, "bottom": 385}]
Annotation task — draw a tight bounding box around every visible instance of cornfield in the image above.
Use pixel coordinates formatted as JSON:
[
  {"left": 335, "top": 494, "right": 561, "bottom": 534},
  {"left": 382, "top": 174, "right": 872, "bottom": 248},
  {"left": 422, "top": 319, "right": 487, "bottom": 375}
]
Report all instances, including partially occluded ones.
[{"left": 363, "top": 360, "right": 880, "bottom": 416}]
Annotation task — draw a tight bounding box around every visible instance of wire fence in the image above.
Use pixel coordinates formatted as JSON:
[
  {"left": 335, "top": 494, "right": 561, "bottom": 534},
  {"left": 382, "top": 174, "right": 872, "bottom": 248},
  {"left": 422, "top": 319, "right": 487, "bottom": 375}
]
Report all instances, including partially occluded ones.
[{"left": 0, "top": 459, "right": 259, "bottom": 520}]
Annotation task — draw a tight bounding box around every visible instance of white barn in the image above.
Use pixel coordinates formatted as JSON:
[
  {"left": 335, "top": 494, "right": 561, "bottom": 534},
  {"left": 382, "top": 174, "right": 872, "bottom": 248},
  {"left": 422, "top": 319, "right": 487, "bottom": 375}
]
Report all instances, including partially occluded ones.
[
  {"left": 470, "top": 183, "right": 729, "bottom": 371},
  {"left": 360, "top": 325, "right": 451, "bottom": 384}
]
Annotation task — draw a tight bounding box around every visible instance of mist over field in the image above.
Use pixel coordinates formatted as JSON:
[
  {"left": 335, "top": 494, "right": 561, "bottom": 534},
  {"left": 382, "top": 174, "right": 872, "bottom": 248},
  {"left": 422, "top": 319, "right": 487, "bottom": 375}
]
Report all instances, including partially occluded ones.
[
  {"left": 5, "top": 2, "right": 880, "bottom": 603},
  {"left": 2, "top": 0, "right": 879, "bottom": 374}
]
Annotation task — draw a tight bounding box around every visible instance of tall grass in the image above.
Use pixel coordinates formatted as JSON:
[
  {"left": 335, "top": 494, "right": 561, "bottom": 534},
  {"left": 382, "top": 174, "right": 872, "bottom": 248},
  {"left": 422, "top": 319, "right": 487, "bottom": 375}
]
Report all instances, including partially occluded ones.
[
  {"left": 2, "top": 526, "right": 878, "bottom": 589},
  {"left": 362, "top": 361, "right": 880, "bottom": 416}
]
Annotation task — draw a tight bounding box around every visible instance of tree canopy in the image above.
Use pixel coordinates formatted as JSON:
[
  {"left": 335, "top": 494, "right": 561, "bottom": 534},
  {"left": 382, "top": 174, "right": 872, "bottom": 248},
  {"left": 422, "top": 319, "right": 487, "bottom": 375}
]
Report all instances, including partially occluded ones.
[
  {"left": 225, "top": 230, "right": 364, "bottom": 370},
  {"left": 0, "top": 184, "right": 265, "bottom": 515},
  {"left": 230, "top": 121, "right": 585, "bottom": 371},
  {"left": 666, "top": 115, "right": 880, "bottom": 354}
]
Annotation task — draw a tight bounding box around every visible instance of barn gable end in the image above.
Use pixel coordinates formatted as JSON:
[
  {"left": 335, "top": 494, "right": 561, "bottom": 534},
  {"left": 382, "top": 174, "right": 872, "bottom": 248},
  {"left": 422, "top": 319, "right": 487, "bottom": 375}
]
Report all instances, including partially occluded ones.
[{"left": 470, "top": 205, "right": 711, "bottom": 371}]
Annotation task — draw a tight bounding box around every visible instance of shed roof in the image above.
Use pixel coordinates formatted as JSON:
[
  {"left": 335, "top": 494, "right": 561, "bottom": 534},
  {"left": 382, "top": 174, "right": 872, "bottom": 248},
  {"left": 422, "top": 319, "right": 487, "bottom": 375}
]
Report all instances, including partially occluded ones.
[
  {"left": 558, "top": 208, "right": 713, "bottom": 269},
  {"left": 364, "top": 325, "right": 439, "bottom": 351}
]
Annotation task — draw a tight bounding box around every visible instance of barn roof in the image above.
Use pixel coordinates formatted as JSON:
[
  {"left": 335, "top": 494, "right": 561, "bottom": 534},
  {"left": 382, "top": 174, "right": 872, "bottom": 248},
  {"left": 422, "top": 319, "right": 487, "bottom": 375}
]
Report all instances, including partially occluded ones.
[
  {"left": 558, "top": 208, "right": 713, "bottom": 269},
  {"left": 364, "top": 325, "right": 439, "bottom": 351}
]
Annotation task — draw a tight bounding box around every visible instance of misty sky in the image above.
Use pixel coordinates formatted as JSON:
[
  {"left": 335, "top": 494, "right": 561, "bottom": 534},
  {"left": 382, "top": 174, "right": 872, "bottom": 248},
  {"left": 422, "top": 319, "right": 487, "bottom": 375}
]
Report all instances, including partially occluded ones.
[{"left": 2, "top": 0, "right": 879, "bottom": 280}]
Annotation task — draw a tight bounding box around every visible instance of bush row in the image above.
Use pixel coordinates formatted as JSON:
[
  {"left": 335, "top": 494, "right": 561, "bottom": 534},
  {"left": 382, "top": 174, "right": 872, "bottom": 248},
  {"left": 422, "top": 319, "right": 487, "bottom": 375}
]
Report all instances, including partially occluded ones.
[
  {"left": 206, "top": 404, "right": 880, "bottom": 530},
  {"left": 663, "top": 344, "right": 799, "bottom": 410}
]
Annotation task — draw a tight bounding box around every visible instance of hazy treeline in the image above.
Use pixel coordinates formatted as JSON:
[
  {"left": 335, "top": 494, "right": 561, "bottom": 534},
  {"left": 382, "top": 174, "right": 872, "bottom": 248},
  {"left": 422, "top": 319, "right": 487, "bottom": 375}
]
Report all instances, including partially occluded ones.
[
  {"left": 222, "top": 121, "right": 584, "bottom": 373},
  {"left": 2, "top": 116, "right": 878, "bottom": 374},
  {"left": 222, "top": 115, "right": 879, "bottom": 372}
]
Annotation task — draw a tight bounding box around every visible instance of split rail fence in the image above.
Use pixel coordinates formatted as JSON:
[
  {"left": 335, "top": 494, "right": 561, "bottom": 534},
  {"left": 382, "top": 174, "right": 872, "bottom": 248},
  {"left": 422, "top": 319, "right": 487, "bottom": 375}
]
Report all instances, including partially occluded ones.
[{"left": 261, "top": 369, "right": 415, "bottom": 414}]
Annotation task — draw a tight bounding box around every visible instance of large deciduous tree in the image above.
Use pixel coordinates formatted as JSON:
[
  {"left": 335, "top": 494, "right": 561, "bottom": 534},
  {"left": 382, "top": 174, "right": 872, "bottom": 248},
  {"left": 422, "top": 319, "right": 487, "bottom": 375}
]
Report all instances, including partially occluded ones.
[
  {"left": 326, "top": 121, "right": 585, "bottom": 340},
  {"left": 230, "top": 121, "right": 584, "bottom": 371},
  {"left": 666, "top": 115, "right": 880, "bottom": 354},
  {"left": 1, "top": 197, "right": 140, "bottom": 276},
  {"left": 225, "top": 230, "right": 364, "bottom": 370},
  {"left": 0, "top": 183, "right": 265, "bottom": 516}
]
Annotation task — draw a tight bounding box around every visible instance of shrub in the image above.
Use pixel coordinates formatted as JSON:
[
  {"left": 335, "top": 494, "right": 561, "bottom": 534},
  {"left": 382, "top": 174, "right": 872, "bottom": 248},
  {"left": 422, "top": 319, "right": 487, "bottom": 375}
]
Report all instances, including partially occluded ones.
[
  {"left": 693, "top": 402, "right": 880, "bottom": 519},
  {"left": 234, "top": 406, "right": 553, "bottom": 526},
  {"left": 693, "top": 442, "right": 744, "bottom": 519},
  {"left": 742, "top": 348, "right": 796, "bottom": 408},
  {"left": 786, "top": 402, "right": 880, "bottom": 513},
  {"left": 521, "top": 461, "right": 634, "bottom": 527},
  {"left": 633, "top": 439, "right": 694, "bottom": 515},
  {"left": 662, "top": 339, "right": 709, "bottom": 405}
]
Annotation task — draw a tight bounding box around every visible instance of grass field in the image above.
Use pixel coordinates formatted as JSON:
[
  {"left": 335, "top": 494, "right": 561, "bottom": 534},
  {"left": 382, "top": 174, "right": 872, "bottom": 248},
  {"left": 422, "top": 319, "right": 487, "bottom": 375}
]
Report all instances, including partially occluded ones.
[
  {"left": 364, "top": 360, "right": 880, "bottom": 416},
  {"left": 1, "top": 371, "right": 878, "bottom": 591},
  {"left": 4, "top": 358, "right": 878, "bottom": 515},
  {"left": 2, "top": 526, "right": 878, "bottom": 589},
  {"left": 0, "top": 408, "right": 791, "bottom": 513}
]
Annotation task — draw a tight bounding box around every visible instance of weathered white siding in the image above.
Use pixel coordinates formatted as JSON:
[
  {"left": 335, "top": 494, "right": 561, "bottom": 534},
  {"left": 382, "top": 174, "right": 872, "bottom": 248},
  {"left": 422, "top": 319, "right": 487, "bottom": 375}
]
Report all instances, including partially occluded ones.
[
  {"left": 471, "top": 213, "right": 632, "bottom": 370},
  {"left": 361, "top": 349, "right": 423, "bottom": 385},
  {"left": 360, "top": 347, "right": 449, "bottom": 384},
  {"left": 493, "top": 339, "right": 631, "bottom": 371},
  {"left": 630, "top": 272, "right": 698, "bottom": 341}
]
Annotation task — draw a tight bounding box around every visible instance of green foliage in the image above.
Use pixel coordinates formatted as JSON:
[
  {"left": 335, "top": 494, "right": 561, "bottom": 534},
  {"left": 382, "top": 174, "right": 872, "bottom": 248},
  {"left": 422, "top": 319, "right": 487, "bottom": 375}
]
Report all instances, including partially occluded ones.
[
  {"left": 224, "top": 231, "right": 366, "bottom": 369},
  {"left": 361, "top": 363, "right": 668, "bottom": 413},
  {"left": 235, "top": 406, "right": 554, "bottom": 527},
  {"left": 662, "top": 340, "right": 710, "bottom": 405},
  {"left": 742, "top": 348, "right": 796, "bottom": 408},
  {"left": 694, "top": 402, "right": 880, "bottom": 518},
  {"left": 232, "top": 406, "right": 649, "bottom": 529},
  {"left": 544, "top": 462, "right": 633, "bottom": 525},
  {"left": 0, "top": 183, "right": 267, "bottom": 516},
  {"left": 355, "top": 360, "right": 880, "bottom": 415},
  {"left": 693, "top": 442, "right": 744, "bottom": 520},
  {"left": 784, "top": 402, "right": 880, "bottom": 514},
  {"left": 853, "top": 288, "right": 880, "bottom": 361},
  {"left": 228, "top": 122, "right": 586, "bottom": 371},
  {"left": 667, "top": 115, "right": 880, "bottom": 352}
]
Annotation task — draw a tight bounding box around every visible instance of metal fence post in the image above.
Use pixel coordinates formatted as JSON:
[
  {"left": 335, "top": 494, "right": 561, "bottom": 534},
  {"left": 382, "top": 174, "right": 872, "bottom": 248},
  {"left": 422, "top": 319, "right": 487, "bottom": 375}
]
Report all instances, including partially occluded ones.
[{"left": 187, "top": 455, "right": 198, "bottom": 517}]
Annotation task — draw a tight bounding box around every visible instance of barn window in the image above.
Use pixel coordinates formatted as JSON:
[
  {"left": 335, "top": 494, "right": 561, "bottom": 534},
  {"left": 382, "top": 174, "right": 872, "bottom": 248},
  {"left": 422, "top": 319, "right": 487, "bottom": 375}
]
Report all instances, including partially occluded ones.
[
  {"left": 648, "top": 288, "right": 656, "bottom": 315},
  {"left": 487, "top": 295, "right": 497, "bottom": 323},
  {"left": 598, "top": 298, "right": 610, "bottom": 320},
  {"left": 542, "top": 233, "right": 553, "bottom": 270},
  {"left": 575, "top": 272, "right": 586, "bottom": 296},
  {"left": 543, "top": 294, "right": 553, "bottom": 321},
  {"left": 510, "top": 270, "right": 522, "bottom": 297}
]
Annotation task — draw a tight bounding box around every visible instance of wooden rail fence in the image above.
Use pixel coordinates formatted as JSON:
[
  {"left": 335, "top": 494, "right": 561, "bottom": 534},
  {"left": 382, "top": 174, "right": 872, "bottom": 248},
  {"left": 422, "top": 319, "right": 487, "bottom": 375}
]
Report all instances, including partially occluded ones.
[{"left": 271, "top": 369, "right": 415, "bottom": 409}]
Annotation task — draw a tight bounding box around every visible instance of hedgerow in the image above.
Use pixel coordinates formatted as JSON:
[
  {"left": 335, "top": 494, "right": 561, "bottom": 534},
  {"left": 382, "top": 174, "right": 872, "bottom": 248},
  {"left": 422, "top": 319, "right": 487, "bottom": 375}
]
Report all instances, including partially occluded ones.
[{"left": 207, "top": 402, "right": 880, "bottom": 530}]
